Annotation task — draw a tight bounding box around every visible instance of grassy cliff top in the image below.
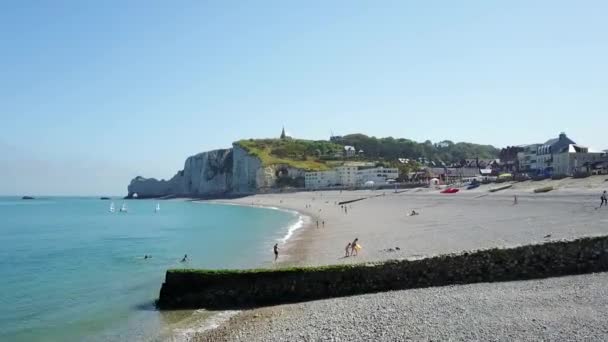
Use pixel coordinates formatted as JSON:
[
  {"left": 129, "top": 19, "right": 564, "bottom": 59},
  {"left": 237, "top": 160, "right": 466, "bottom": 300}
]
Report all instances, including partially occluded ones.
[{"left": 235, "top": 139, "right": 343, "bottom": 171}]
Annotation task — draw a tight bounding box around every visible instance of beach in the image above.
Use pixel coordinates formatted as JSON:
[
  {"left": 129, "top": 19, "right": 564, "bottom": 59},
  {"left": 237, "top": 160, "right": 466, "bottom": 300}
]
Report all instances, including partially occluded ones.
[{"left": 194, "top": 178, "right": 608, "bottom": 341}]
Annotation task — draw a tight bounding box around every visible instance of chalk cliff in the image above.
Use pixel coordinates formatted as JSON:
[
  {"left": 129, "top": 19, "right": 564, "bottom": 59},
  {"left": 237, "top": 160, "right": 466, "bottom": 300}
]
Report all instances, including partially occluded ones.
[{"left": 126, "top": 144, "right": 304, "bottom": 198}]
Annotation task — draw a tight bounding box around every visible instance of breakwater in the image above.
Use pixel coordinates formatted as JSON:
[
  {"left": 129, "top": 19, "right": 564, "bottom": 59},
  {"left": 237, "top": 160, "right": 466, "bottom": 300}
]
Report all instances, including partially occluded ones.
[{"left": 157, "top": 235, "right": 608, "bottom": 309}]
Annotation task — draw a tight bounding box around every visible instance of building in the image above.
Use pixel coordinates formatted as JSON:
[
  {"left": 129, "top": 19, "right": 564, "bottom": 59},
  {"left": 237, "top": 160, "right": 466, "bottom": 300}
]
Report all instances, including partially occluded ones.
[
  {"left": 336, "top": 165, "right": 358, "bottom": 186},
  {"left": 355, "top": 167, "right": 398, "bottom": 185},
  {"left": 536, "top": 132, "right": 576, "bottom": 174},
  {"left": 499, "top": 146, "right": 524, "bottom": 172},
  {"left": 552, "top": 144, "right": 605, "bottom": 176},
  {"left": 424, "top": 167, "right": 481, "bottom": 183},
  {"left": 304, "top": 166, "right": 398, "bottom": 189},
  {"left": 303, "top": 170, "right": 339, "bottom": 188},
  {"left": 517, "top": 144, "right": 540, "bottom": 172},
  {"left": 344, "top": 145, "right": 356, "bottom": 158}
]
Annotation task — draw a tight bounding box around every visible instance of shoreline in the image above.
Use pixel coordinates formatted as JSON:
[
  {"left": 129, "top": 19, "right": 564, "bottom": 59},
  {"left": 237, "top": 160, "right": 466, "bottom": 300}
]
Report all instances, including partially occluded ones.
[
  {"left": 189, "top": 187, "right": 608, "bottom": 341},
  {"left": 200, "top": 199, "right": 319, "bottom": 267},
  {"left": 159, "top": 199, "right": 317, "bottom": 342}
]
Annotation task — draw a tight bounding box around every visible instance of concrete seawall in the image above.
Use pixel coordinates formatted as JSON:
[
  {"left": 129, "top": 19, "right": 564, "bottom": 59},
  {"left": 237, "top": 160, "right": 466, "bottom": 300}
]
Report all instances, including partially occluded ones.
[{"left": 157, "top": 236, "right": 608, "bottom": 309}]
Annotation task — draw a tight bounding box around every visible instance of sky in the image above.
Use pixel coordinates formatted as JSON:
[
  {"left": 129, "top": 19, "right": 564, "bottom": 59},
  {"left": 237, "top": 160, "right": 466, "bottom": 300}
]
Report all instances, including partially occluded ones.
[{"left": 1, "top": 1, "right": 607, "bottom": 195}]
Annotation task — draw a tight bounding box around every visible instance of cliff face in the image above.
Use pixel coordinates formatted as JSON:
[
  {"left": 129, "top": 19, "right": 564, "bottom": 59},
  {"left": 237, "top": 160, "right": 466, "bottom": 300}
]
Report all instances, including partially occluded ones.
[
  {"left": 127, "top": 144, "right": 303, "bottom": 198},
  {"left": 182, "top": 148, "right": 233, "bottom": 195},
  {"left": 231, "top": 144, "right": 261, "bottom": 194}
]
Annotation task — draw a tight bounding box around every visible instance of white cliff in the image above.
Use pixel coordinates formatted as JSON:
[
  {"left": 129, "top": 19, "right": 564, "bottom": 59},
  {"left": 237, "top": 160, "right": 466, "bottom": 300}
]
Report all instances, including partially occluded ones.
[{"left": 127, "top": 143, "right": 304, "bottom": 198}]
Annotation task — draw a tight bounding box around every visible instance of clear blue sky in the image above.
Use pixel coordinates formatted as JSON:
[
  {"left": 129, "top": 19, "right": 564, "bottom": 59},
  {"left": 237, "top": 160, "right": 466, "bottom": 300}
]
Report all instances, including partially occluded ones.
[{"left": 1, "top": 1, "right": 606, "bottom": 195}]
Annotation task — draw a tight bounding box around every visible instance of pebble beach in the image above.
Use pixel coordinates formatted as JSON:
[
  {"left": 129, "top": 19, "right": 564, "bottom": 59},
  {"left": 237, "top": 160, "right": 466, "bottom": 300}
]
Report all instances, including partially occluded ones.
[{"left": 195, "top": 177, "right": 608, "bottom": 341}]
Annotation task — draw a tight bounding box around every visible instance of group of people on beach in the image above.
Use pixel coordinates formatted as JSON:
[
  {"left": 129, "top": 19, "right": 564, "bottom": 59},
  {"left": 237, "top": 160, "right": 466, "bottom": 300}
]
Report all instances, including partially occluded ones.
[{"left": 345, "top": 238, "right": 361, "bottom": 257}]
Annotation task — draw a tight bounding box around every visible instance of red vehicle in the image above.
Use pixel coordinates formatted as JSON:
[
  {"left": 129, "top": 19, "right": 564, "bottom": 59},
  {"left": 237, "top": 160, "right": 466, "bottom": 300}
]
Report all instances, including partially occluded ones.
[{"left": 441, "top": 187, "right": 460, "bottom": 194}]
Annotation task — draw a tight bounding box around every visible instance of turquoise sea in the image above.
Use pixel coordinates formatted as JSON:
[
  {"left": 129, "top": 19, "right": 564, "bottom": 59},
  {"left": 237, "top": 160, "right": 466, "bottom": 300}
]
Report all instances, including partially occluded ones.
[{"left": 0, "top": 197, "right": 301, "bottom": 341}]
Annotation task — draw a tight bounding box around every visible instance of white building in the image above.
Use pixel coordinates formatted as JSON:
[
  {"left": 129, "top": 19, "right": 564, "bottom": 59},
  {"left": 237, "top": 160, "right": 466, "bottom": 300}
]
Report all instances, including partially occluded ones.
[
  {"left": 552, "top": 144, "right": 604, "bottom": 176},
  {"left": 536, "top": 132, "right": 576, "bottom": 173},
  {"left": 305, "top": 166, "right": 398, "bottom": 189},
  {"left": 344, "top": 145, "right": 356, "bottom": 158},
  {"left": 303, "top": 170, "right": 339, "bottom": 188},
  {"left": 336, "top": 166, "right": 358, "bottom": 186},
  {"left": 355, "top": 167, "right": 398, "bottom": 185},
  {"left": 517, "top": 144, "right": 540, "bottom": 172}
]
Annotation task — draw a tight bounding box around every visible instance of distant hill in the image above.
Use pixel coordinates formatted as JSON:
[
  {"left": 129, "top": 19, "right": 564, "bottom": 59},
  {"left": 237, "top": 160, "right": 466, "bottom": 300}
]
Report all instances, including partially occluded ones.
[
  {"left": 330, "top": 134, "right": 499, "bottom": 164},
  {"left": 235, "top": 135, "right": 499, "bottom": 171}
]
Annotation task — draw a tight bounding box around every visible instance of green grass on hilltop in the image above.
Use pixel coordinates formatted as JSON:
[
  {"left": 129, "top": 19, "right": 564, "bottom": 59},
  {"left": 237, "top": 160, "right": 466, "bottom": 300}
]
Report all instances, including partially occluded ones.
[{"left": 236, "top": 138, "right": 343, "bottom": 171}]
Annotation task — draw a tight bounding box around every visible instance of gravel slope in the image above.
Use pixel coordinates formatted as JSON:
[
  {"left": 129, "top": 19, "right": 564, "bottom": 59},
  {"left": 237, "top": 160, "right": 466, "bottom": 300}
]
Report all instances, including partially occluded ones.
[{"left": 195, "top": 272, "right": 608, "bottom": 341}]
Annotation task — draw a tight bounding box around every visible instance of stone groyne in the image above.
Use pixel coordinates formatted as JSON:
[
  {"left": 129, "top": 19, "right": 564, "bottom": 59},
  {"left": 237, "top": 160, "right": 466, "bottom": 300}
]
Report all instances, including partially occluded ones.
[{"left": 157, "top": 236, "right": 608, "bottom": 309}]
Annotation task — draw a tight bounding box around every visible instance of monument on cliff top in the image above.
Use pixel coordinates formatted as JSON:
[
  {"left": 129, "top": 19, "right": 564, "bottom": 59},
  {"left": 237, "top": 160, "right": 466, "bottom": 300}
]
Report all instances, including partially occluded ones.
[{"left": 280, "top": 126, "right": 291, "bottom": 140}]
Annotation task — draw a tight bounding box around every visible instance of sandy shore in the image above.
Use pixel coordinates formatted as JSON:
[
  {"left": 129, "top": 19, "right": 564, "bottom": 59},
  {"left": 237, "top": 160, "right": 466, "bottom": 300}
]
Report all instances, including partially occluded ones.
[
  {"left": 216, "top": 186, "right": 608, "bottom": 267},
  {"left": 192, "top": 177, "right": 608, "bottom": 341}
]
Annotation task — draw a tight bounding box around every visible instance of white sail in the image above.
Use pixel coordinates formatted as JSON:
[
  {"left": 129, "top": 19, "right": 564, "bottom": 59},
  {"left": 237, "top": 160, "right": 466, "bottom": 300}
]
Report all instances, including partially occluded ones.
[
  {"left": 109, "top": 202, "right": 115, "bottom": 213},
  {"left": 120, "top": 202, "right": 127, "bottom": 212},
  {"left": 155, "top": 203, "right": 160, "bottom": 212}
]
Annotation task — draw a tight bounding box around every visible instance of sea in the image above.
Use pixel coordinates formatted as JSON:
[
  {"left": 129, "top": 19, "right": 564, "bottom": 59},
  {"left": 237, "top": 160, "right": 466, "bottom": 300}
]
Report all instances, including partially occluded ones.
[{"left": 0, "top": 196, "right": 303, "bottom": 341}]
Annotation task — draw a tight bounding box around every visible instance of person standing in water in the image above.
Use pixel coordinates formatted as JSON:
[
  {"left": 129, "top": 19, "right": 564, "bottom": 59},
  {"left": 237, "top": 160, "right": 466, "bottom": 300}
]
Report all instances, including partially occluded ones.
[
  {"left": 601, "top": 191, "right": 607, "bottom": 208},
  {"left": 274, "top": 243, "right": 279, "bottom": 261}
]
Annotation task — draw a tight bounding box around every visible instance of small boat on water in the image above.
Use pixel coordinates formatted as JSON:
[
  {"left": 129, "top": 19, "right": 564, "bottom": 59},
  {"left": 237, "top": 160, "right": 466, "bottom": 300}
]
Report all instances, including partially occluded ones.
[
  {"left": 120, "top": 202, "right": 128, "bottom": 213},
  {"left": 109, "top": 202, "right": 115, "bottom": 213},
  {"left": 155, "top": 203, "right": 160, "bottom": 213}
]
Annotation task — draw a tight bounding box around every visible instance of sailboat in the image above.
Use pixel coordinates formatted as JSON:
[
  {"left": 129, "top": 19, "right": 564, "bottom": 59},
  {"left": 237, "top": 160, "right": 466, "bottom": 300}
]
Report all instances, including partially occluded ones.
[
  {"left": 155, "top": 203, "right": 160, "bottom": 213},
  {"left": 120, "top": 202, "right": 128, "bottom": 213},
  {"left": 109, "top": 202, "right": 115, "bottom": 213}
]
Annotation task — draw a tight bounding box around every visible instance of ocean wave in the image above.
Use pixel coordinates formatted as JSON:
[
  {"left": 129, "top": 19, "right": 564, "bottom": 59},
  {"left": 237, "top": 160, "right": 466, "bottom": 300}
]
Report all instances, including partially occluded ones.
[
  {"left": 170, "top": 310, "right": 240, "bottom": 341},
  {"left": 200, "top": 201, "right": 310, "bottom": 244},
  {"left": 278, "top": 213, "right": 308, "bottom": 244}
]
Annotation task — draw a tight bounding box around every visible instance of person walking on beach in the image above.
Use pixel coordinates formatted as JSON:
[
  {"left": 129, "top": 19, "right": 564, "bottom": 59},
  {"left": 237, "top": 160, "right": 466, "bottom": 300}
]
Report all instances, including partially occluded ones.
[
  {"left": 316, "top": 220, "right": 319, "bottom": 228},
  {"left": 351, "top": 238, "right": 359, "bottom": 256},
  {"left": 601, "top": 191, "right": 607, "bottom": 208},
  {"left": 513, "top": 195, "right": 518, "bottom": 205},
  {"left": 345, "top": 242, "right": 351, "bottom": 257},
  {"left": 322, "top": 220, "right": 325, "bottom": 228},
  {"left": 274, "top": 243, "right": 279, "bottom": 261}
]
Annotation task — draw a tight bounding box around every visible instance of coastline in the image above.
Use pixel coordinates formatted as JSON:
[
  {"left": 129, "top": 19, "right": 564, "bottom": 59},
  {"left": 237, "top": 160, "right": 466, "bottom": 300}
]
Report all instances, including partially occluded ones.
[
  {"left": 163, "top": 199, "right": 317, "bottom": 341},
  {"left": 189, "top": 186, "right": 608, "bottom": 341},
  {"left": 200, "top": 199, "right": 318, "bottom": 267}
]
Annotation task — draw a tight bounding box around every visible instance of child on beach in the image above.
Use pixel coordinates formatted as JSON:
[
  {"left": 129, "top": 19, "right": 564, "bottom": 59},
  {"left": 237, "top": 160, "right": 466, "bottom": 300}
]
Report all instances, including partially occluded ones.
[{"left": 345, "top": 242, "right": 351, "bottom": 257}]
